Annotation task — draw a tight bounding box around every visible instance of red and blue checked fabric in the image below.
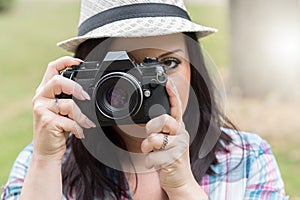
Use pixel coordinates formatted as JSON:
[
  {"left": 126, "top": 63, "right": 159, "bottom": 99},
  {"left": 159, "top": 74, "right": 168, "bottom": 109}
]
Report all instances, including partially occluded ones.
[{"left": 1, "top": 129, "right": 288, "bottom": 200}]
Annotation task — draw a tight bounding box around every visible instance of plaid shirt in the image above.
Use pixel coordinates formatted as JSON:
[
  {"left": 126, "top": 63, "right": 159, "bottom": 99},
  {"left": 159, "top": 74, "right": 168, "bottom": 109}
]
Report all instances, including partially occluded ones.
[{"left": 1, "top": 129, "right": 288, "bottom": 200}]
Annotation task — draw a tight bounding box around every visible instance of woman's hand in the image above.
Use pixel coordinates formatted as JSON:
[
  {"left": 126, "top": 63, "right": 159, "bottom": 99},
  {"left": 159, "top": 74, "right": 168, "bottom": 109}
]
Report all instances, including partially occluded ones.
[
  {"left": 32, "top": 56, "right": 96, "bottom": 161},
  {"left": 21, "top": 56, "right": 96, "bottom": 200},
  {"left": 141, "top": 79, "right": 208, "bottom": 199}
]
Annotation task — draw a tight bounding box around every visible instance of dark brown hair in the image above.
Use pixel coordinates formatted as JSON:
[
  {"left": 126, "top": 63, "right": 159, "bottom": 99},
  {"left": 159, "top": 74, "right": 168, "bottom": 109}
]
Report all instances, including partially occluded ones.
[{"left": 62, "top": 33, "right": 237, "bottom": 199}]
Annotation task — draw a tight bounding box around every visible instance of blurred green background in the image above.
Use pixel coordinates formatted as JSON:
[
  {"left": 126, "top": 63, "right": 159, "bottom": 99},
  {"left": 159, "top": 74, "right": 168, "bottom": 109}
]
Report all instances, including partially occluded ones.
[{"left": 0, "top": 0, "right": 299, "bottom": 198}]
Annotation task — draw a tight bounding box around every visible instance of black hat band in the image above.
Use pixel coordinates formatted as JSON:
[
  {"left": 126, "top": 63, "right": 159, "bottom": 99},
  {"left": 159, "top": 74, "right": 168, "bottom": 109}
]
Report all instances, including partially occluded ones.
[{"left": 78, "top": 3, "right": 191, "bottom": 36}]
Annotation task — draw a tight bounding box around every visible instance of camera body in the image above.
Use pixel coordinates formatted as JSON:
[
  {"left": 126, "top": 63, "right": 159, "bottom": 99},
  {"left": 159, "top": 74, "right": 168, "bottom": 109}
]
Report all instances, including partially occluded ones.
[{"left": 60, "top": 51, "right": 170, "bottom": 126}]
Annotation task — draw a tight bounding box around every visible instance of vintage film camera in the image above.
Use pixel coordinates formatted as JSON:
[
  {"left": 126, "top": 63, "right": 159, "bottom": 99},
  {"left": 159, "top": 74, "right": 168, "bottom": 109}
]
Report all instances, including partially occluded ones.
[{"left": 59, "top": 51, "right": 170, "bottom": 126}]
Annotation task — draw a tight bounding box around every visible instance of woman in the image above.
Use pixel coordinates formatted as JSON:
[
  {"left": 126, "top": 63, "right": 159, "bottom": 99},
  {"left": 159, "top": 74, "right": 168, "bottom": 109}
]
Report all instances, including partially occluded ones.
[{"left": 2, "top": 0, "right": 288, "bottom": 199}]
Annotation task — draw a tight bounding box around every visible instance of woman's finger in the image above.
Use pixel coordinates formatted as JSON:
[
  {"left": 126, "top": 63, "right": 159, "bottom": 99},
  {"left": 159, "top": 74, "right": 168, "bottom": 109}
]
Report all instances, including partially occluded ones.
[
  {"left": 166, "top": 78, "right": 183, "bottom": 122},
  {"left": 39, "top": 75, "right": 90, "bottom": 100},
  {"left": 141, "top": 133, "right": 173, "bottom": 153},
  {"left": 144, "top": 144, "right": 188, "bottom": 169},
  {"left": 141, "top": 132, "right": 188, "bottom": 153},
  {"left": 38, "top": 113, "right": 85, "bottom": 140},
  {"left": 40, "top": 56, "right": 83, "bottom": 86},
  {"left": 47, "top": 98, "right": 96, "bottom": 129},
  {"left": 146, "top": 114, "right": 180, "bottom": 136},
  {"left": 54, "top": 115, "right": 85, "bottom": 139}
]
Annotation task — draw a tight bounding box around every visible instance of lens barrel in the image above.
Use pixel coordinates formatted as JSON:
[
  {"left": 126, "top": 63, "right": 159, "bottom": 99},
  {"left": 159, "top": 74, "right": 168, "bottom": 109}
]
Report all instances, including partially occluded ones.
[{"left": 95, "top": 72, "right": 143, "bottom": 119}]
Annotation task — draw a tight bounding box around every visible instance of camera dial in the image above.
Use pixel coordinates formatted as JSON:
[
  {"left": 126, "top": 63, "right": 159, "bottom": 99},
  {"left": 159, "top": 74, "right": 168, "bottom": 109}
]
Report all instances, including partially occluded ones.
[{"left": 156, "top": 70, "right": 167, "bottom": 84}]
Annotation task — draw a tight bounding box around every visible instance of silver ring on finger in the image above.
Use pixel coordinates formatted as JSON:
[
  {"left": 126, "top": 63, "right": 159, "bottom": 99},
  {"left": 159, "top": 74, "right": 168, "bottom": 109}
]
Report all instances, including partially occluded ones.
[
  {"left": 54, "top": 97, "right": 60, "bottom": 114},
  {"left": 159, "top": 134, "right": 169, "bottom": 151}
]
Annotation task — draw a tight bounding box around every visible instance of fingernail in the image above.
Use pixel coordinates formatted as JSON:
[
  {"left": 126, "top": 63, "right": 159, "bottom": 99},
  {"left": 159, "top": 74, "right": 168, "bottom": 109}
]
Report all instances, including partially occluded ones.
[
  {"left": 79, "top": 129, "right": 85, "bottom": 139},
  {"left": 85, "top": 118, "right": 96, "bottom": 128},
  {"left": 82, "top": 90, "right": 91, "bottom": 100},
  {"left": 145, "top": 122, "right": 151, "bottom": 133},
  {"left": 73, "top": 58, "right": 84, "bottom": 63},
  {"left": 75, "top": 127, "right": 85, "bottom": 139}
]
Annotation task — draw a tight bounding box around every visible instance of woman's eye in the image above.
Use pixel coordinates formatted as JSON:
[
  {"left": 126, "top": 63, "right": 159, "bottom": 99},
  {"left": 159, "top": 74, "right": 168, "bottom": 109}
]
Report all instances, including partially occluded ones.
[{"left": 160, "top": 57, "right": 181, "bottom": 71}]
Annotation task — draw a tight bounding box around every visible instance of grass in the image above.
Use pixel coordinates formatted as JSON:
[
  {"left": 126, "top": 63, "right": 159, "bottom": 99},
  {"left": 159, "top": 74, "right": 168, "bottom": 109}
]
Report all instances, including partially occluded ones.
[
  {"left": 273, "top": 145, "right": 300, "bottom": 199},
  {"left": 0, "top": 0, "right": 79, "bottom": 185},
  {"left": 0, "top": 0, "right": 299, "bottom": 198}
]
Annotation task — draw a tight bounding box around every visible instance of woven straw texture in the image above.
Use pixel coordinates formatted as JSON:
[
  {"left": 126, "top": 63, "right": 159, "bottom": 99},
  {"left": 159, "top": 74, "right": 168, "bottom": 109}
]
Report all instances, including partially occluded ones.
[{"left": 57, "top": 0, "right": 217, "bottom": 52}]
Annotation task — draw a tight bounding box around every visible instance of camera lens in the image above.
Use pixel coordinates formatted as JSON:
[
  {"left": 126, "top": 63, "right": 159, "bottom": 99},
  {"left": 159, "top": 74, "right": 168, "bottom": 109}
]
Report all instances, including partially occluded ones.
[
  {"left": 95, "top": 72, "right": 143, "bottom": 119},
  {"left": 106, "top": 87, "right": 128, "bottom": 109}
]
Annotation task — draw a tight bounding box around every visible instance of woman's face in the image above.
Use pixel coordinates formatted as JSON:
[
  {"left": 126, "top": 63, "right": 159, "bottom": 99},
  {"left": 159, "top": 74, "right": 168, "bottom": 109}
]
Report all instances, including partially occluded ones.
[{"left": 109, "top": 33, "right": 191, "bottom": 137}]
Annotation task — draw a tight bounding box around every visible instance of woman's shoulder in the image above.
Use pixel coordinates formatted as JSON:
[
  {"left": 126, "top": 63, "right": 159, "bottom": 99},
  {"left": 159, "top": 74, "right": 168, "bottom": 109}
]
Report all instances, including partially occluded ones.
[
  {"left": 211, "top": 128, "right": 274, "bottom": 176},
  {"left": 1, "top": 142, "right": 71, "bottom": 200},
  {"left": 1, "top": 143, "right": 34, "bottom": 199},
  {"left": 221, "top": 128, "right": 272, "bottom": 157},
  {"left": 8, "top": 142, "right": 34, "bottom": 177},
  {"left": 200, "top": 129, "right": 288, "bottom": 199},
  {"left": 15, "top": 142, "right": 34, "bottom": 159}
]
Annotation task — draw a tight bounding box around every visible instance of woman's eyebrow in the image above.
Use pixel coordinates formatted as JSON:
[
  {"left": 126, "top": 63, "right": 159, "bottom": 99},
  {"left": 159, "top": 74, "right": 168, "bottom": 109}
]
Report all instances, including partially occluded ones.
[{"left": 158, "top": 49, "right": 184, "bottom": 58}]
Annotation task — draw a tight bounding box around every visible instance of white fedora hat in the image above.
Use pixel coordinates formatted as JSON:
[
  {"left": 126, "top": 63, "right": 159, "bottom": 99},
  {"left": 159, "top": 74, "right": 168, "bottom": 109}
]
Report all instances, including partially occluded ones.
[{"left": 57, "top": 0, "right": 218, "bottom": 53}]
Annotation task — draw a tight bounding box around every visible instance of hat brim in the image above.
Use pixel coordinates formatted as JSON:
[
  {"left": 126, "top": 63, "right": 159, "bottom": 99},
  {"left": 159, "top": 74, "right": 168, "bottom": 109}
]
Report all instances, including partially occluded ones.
[{"left": 57, "top": 17, "right": 217, "bottom": 53}]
